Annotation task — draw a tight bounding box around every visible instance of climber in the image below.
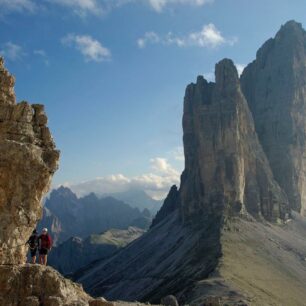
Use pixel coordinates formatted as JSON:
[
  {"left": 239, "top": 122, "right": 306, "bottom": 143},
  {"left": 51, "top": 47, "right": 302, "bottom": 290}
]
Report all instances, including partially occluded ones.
[
  {"left": 26, "top": 229, "right": 39, "bottom": 264},
  {"left": 38, "top": 228, "right": 53, "bottom": 266}
]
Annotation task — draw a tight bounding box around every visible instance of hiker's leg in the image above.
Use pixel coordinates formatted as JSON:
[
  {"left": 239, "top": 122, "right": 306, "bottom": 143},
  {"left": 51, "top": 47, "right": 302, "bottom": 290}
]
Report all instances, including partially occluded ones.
[
  {"left": 43, "top": 255, "right": 47, "bottom": 265},
  {"left": 31, "top": 255, "right": 36, "bottom": 264},
  {"left": 39, "top": 255, "right": 43, "bottom": 264}
]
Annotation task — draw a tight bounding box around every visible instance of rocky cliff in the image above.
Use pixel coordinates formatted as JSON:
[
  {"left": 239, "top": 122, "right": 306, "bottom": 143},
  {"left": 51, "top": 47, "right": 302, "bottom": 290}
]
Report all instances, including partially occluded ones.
[
  {"left": 0, "top": 58, "right": 59, "bottom": 265},
  {"left": 241, "top": 20, "right": 306, "bottom": 215},
  {"left": 180, "top": 59, "right": 288, "bottom": 222}
]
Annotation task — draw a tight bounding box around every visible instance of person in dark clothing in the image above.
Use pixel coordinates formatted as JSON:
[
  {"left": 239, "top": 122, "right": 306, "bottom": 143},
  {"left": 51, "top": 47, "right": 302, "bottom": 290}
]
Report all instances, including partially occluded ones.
[
  {"left": 38, "top": 228, "right": 53, "bottom": 265},
  {"left": 26, "top": 229, "right": 38, "bottom": 264}
]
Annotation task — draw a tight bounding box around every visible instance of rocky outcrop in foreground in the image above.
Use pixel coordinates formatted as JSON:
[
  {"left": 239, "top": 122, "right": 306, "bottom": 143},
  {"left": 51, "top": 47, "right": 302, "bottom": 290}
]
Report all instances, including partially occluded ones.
[
  {"left": 0, "top": 265, "right": 90, "bottom": 306},
  {"left": 0, "top": 58, "right": 59, "bottom": 265}
]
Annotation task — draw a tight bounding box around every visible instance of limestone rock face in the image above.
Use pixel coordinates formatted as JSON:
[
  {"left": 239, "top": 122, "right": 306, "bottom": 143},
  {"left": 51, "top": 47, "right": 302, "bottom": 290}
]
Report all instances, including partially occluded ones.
[
  {"left": 0, "top": 58, "right": 60, "bottom": 264},
  {"left": 180, "top": 58, "right": 289, "bottom": 222},
  {"left": 0, "top": 265, "right": 91, "bottom": 306},
  {"left": 241, "top": 20, "right": 306, "bottom": 215}
]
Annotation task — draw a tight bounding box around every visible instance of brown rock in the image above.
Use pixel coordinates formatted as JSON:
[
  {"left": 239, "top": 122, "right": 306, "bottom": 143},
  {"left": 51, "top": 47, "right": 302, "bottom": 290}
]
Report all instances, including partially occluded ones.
[
  {"left": 0, "top": 265, "right": 90, "bottom": 306},
  {"left": 90, "top": 297, "right": 115, "bottom": 306},
  {"left": 0, "top": 57, "right": 15, "bottom": 105},
  {"left": 24, "top": 296, "right": 40, "bottom": 306},
  {"left": 201, "top": 296, "right": 221, "bottom": 306},
  {"left": 44, "top": 296, "right": 63, "bottom": 306},
  {"left": 0, "top": 57, "right": 60, "bottom": 265}
]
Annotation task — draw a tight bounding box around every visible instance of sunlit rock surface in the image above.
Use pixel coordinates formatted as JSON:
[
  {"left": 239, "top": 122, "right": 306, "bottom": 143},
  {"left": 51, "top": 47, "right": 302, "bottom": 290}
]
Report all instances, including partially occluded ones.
[{"left": 0, "top": 58, "right": 59, "bottom": 265}]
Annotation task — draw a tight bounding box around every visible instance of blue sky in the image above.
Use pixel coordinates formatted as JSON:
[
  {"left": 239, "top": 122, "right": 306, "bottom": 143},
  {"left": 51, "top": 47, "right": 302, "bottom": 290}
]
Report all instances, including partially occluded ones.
[{"left": 0, "top": 0, "right": 305, "bottom": 198}]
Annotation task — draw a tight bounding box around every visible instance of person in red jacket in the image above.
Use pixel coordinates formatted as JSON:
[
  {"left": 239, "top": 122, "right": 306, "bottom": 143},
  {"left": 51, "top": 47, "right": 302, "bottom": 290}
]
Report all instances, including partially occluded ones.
[{"left": 38, "top": 228, "right": 53, "bottom": 265}]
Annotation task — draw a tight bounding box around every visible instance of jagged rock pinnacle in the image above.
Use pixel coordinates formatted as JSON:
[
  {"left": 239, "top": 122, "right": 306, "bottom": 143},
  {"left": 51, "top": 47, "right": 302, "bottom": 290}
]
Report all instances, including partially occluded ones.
[
  {"left": 0, "top": 58, "right": 60, "bottom": 264},
  {"left": 180, "top": 57, "right": 288, "bottom": 222}
]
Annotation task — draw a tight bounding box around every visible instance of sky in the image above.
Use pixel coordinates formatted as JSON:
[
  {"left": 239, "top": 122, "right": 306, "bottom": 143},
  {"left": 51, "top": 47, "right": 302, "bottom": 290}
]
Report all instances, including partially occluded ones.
[{"left": 0, "top": 0, "right": 305, "bottom": 199}]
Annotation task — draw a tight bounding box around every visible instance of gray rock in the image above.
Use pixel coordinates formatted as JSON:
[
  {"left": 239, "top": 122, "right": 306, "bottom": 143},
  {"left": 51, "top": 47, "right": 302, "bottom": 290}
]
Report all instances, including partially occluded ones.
[
  {"left": 151, "top": 186, "right": 180, "bottom": 228},
  {"left": 180, "top": 58, "right": 288, "bottom": 222},
  {"left": 241, "top": 20, "right": 306, "bottom": 215},
  {"left": 160, "top": 295, "right": 179, "bottom": 306}
]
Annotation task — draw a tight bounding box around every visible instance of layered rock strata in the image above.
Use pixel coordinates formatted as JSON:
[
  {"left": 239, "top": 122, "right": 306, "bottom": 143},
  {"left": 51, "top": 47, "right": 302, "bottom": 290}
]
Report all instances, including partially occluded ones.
[
  {"left": 241, "top": 20, "right": 306, "bottom": 215},
  {"left": 180, "top": 59, "right": 288, "bottom": 222},
  {"left": 0, "top": 58, "right": 59, "bottom": 265}
]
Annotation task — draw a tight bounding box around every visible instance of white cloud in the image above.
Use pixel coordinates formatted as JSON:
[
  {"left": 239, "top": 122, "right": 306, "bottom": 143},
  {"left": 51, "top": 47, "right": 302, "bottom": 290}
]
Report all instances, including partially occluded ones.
[
  {"left": 0, "top": 0, "right": 36, "bottom": 14},
  {"left": 137, "top": 31, "right": 160, "bottom": 48},
  {"left": 235, "top": 63, "right": 246, "bottom": 76},
  {"left": 62, "top": 34, "right": 111, "bottom": 62},
  {"left": 49, "top": 0, "right": 102, "bottom": 16},
  {"left": 148, "top": 0, "right": 213, "bottom": 12},
  {"left": 203, "top": 72, "right": 215, "bottom": 82},
  {"left": 34, "top": 49, "right": 49, "bottom": 66},
  {"left": 189, "top": 23, "right": 226, "bottom": 48},
  {"left": 171, "top": 146, "right": 185, "bottom": 161},
  {"left": 61, "top": 156, "right": 181, "bottom": 200},
  {"left": 0, "top": 0, "right": 213, "bottom": 16},
  {"left": 148, "top": 0, "right": 166, "bottom": 11},
  {"left": 138, "top": 23, "right": 237, "bottom": 49},
  {"left": 0, "top": 42, "right": 25, "bottom": 61}
]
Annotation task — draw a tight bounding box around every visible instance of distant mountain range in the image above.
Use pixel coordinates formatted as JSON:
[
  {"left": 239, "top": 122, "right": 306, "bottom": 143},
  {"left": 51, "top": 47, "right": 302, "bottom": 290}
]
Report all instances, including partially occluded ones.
[
  {"left": 103, "top": 189, "right": 163, "bottom": 213},
  {"left": 38, "top": 186, "right": 154, "bottom": 245},
  {"left": 48, "top": 227, "right": 144, "bottom": 276}
]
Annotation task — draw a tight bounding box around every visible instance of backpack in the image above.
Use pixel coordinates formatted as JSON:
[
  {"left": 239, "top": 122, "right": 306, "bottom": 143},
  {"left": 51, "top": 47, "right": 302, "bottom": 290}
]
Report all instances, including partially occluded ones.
[
  {"left": 28, "top": 234, "right": 38, "bottom": 249},
  {"left": 39, "top": 234, "right": 53, "bottom": 249}
]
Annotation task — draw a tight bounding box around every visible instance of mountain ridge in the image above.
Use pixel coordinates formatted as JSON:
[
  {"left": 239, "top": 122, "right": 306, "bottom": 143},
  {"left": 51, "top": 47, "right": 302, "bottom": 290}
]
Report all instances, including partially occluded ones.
[{"left": 75, "top": 20, "right": 306, "bottom": 305}]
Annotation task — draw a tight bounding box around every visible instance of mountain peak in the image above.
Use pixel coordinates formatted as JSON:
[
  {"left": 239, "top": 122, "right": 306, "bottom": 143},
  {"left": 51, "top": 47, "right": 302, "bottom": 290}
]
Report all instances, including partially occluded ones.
[
  {"left": 274, "top": 19, "right": 306, "bottom": 44},
  {"left": 215, "top": 58, "right": 239, "bottom": 88},
  {"left": 279, "top": 20, "right": 304, "bottom": 33},
  {"left": 50, "top": 186, "right": 78, "bottom": 201}
]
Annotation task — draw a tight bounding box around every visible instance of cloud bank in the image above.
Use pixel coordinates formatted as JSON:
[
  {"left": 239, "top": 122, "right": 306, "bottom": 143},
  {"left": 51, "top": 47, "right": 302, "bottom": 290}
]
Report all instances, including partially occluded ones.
[
  {"left": 138, "top": 23, "right": 237, "bottom": 49},
  {"left": 61, "top": 155, "right": 183, "bottom": 200},
  {"left": 0, "top": 0, "right": 213, "bottom": 16}
]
